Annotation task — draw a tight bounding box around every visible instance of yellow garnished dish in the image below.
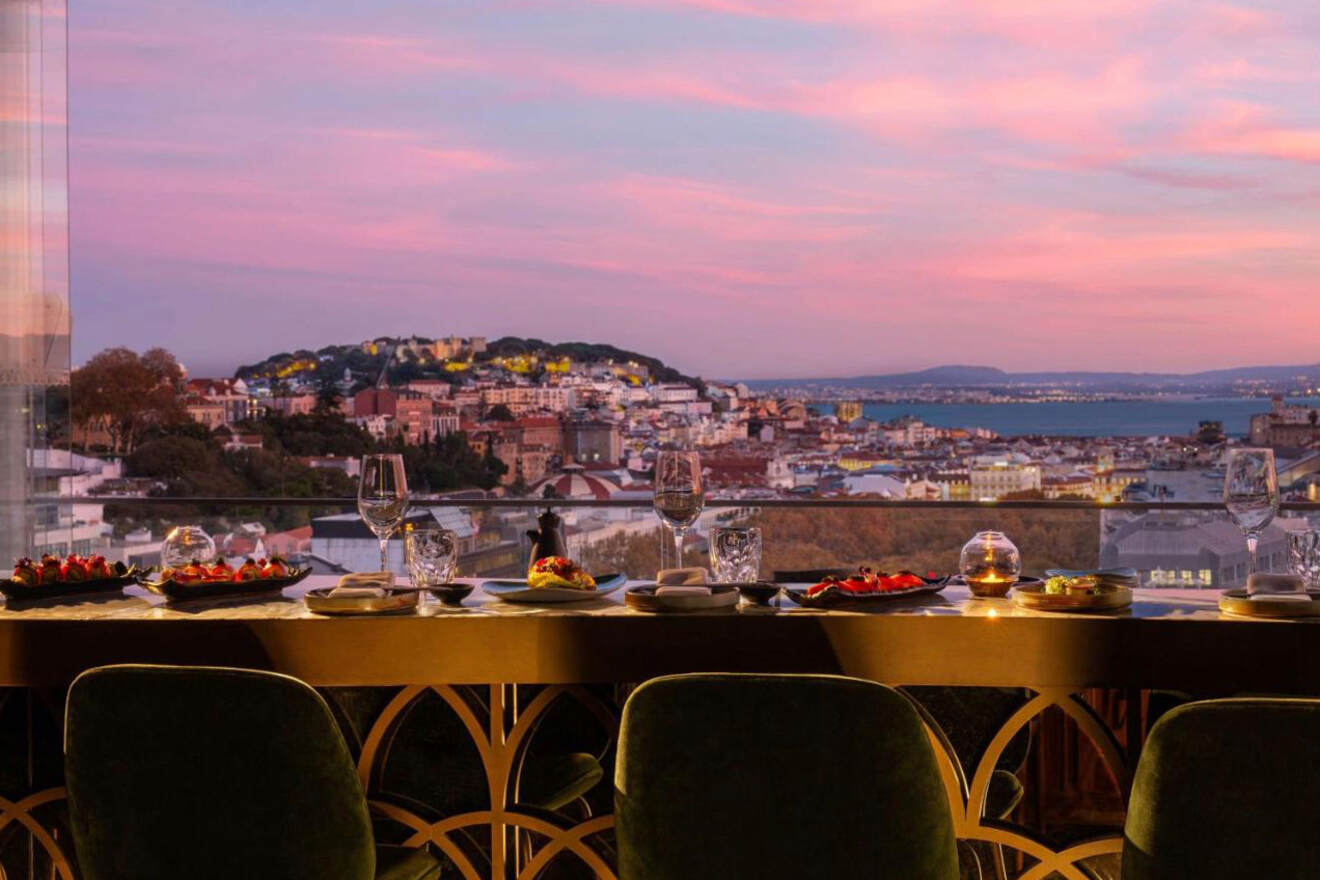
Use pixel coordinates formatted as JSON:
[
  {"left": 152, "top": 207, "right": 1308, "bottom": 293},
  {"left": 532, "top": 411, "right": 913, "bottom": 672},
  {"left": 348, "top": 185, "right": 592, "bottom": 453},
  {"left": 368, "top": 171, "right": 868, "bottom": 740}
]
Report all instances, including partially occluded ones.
[
  {"left": 1044, "top": 574, "right": 1113, "bottom": 596},
  {"left": 527, "top": 556, "right": 596, "bottom": 591}
]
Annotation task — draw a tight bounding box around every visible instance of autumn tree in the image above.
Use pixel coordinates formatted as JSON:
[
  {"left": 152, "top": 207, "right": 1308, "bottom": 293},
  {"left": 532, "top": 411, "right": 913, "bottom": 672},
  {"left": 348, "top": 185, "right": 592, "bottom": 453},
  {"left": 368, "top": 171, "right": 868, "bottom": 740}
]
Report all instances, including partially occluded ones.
[
  {"left": 577, "top": 528, "right": 704, "bottom": 578},
  {"left": 70, "top": 347, "right": 187, "bottom": 454},
  {"left": 750, "top": 506, "right": 1099, "bottom": 577}
]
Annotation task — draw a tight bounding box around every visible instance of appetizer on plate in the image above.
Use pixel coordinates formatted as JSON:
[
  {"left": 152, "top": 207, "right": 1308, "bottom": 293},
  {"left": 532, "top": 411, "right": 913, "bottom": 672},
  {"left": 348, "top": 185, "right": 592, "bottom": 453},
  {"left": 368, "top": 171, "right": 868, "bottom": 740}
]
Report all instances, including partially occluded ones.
[
  {"left": 805, "top": 566, "right": 927, "bottom": 599},
  {"left": 162, "top": 555, "right": 294, "bottom": 585},
  {"left": 527, "top": 556, "right": 596, "bottom": 591},
  {"left": 11, "top": 554, "right": 128, "bottom": 586},
  {"left": 1043, "top": 574, "right": 1118, "bottom": 596}
]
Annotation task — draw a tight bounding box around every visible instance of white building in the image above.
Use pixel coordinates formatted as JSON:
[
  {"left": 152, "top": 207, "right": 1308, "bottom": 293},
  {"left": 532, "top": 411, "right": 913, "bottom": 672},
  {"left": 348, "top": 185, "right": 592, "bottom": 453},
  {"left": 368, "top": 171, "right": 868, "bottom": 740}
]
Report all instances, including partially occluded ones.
[
  {"left": 843, "top": 472, "right": 907, "bottom": 497},
  {"left": 310, "top": 508, "right": 479, "bottom": 575},
  {"left": 969, "top": 458, "right": 1042, "bottom": 500},
  {"left": 650, "top": 383, "right": 699, "bottom": 404}
]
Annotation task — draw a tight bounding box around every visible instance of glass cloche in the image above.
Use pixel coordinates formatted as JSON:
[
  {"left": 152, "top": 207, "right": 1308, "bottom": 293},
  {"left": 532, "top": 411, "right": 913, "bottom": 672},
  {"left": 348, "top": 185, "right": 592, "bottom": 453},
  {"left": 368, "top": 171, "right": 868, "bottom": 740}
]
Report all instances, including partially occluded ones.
[{"left": 161, "top": 525, "right": 216, "bottom": 571}]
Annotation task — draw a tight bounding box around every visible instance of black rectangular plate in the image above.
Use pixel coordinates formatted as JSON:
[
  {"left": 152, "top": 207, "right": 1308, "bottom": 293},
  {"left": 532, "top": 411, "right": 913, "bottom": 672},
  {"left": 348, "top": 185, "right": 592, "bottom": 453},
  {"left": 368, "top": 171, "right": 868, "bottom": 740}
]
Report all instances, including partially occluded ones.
[
  {"left": 141, "top": 567, "right": 312, "bottom": 602},
  {"left": 1, "top": 571, "right": 138, "bottom": 602},
  {"left": 782, "top": 575, "right": 949, "bottom": 608}
]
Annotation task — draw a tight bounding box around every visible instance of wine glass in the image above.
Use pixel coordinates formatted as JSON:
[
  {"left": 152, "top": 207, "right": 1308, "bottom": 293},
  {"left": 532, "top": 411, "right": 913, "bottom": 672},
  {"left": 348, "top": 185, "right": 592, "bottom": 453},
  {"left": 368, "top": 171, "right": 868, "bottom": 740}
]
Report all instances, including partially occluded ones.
[
  {"left": 358, "top": 454, "right": 409, "bottom": 572},
  {"left": 1224, "top": 447, "right": 1279, "bottom": 576},
  {"left": 653, "top": 450, "right": 704, "bottom": 571}
]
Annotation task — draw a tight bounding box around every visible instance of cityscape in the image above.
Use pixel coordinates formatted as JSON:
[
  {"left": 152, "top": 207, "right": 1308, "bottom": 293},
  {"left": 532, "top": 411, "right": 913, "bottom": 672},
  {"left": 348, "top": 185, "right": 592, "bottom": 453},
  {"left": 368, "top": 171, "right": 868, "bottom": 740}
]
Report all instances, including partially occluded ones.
[
  {"left": 43, "top": 333, "right": 1320, "bottom": 591},
  {"left": 8, "top": 0, "right": 1320, "bottom": 876}
]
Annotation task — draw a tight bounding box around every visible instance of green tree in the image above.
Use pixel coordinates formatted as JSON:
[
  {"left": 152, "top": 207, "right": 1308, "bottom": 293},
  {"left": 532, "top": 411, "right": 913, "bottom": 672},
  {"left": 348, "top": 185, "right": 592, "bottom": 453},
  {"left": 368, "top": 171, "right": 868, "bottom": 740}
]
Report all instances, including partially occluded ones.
[
  {"left": 242, "top": 411, "right": 374, "bottom": 458},
  {"left": 401, "top": 432, "right": 507, "bottom": 492}
]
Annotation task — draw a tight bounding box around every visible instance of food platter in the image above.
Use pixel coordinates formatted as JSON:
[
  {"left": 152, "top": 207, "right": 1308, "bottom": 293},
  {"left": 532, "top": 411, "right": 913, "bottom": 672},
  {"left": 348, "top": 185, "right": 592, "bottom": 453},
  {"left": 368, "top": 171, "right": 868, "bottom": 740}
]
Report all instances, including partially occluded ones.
[
  {"left": 139, "top": 567, "right": 312, "bottom": 602},
  {"left": 781, "top": 572, "right": 949, "bottom": 608},
  {"left": 481, "top": 573, "right": 626, "bottom": 604},
  {"left": 303, "top": 587, "right": 420, "bottom": 616},
  {"left": 624, "top": 584, "right": 740, "bottom": 612},
  {"left": 3, "top": 561, "right": 140, "bottom": 602},
  {"left": 1012, "top": 583, "right": 1133, "bottom": 613}
]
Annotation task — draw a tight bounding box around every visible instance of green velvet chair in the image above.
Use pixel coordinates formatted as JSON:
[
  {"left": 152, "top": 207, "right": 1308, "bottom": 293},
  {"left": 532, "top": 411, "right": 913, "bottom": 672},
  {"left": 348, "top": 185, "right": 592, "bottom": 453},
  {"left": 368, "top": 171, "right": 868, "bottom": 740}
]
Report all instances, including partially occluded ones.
[
  {"left": 615, "top": 673, "right": 959, "bottom": 880},
  {"left": 64, "top": 665, "right": 442, "bottom": 880},
  {"left": 1123, "top": 697, "right": 1320, "bottom": 880}
]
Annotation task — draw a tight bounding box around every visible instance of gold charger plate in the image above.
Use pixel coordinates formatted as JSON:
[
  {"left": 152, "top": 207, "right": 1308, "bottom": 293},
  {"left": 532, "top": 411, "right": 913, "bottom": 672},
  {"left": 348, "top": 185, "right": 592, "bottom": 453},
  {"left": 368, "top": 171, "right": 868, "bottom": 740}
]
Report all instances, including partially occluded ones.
[
  {"left": 1012, "top": 584, "right": 1132, "bottom": 613},
  {"left": 304, "top": 588, "right": 420, "bottom": 616},
  {"left": 624, "top": 585, "right": 739, "bottom": 613},
  {"left": 1219, "top": 589, "right": 1320, "bottom": 619}
]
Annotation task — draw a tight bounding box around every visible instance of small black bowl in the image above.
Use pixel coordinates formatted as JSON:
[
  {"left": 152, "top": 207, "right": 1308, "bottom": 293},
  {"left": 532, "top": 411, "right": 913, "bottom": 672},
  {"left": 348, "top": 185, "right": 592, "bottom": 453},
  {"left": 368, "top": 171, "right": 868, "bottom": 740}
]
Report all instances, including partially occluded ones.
[
  {"left": 735, "top": 582, "right": 782, "bottom": 606},
  {"left": 428, "top": 584, "right": 475, "bottom": 607}
]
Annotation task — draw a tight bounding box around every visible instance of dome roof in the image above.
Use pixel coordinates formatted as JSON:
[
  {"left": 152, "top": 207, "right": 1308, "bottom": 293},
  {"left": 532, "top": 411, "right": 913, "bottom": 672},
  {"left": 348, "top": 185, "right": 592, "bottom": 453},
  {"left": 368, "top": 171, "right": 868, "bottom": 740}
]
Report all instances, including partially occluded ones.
[{"left": 531, "top": 467, "right": 622, "bottom": 500}]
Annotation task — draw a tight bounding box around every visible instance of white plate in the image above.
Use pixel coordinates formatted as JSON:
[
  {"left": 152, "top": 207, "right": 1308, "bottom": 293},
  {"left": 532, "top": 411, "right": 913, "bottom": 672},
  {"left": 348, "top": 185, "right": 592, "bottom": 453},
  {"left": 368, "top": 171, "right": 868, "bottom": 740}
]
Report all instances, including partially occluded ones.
[{"left": 481, "top": 573, "right": 626, "bottom": 604}]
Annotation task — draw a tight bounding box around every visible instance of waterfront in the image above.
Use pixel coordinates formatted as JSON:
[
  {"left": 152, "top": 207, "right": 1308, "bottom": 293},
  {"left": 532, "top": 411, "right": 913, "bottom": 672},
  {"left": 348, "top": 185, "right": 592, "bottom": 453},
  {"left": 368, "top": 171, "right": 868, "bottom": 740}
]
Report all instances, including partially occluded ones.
[{"left": 838, "top": 397, "right": 1320, "bottom": 438}]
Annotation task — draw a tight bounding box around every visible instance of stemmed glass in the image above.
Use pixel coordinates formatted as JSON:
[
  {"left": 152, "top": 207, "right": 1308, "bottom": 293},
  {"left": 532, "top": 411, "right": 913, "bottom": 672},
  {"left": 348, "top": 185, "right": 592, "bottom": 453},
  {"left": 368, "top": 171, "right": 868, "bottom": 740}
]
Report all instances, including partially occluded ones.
[
  {"left": 653, "top": 450, "right": 704, "bottom": 570},
  {"left": 1224, "top": 447, "right": 1279, "bottom": 576},
  {"left": 358, "top": 454, "right": 409, "bottom": 572}
]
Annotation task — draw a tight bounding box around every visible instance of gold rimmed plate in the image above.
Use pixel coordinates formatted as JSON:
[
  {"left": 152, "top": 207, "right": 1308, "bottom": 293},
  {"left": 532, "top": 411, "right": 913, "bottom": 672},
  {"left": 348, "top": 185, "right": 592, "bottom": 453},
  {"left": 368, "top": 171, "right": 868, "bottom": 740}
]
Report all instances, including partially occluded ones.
[
  {"left": 624, "top": 585, "right": 740, "bottom": 612},
  {"left": 1012, "top": 583, "right": 1133, "bottom": 613},
  {"left": 1219, "top": 589, "right": 1320, "bottom": 619},
  {"left": 304, "top": 587, "right": 420, "bottom": 616}
]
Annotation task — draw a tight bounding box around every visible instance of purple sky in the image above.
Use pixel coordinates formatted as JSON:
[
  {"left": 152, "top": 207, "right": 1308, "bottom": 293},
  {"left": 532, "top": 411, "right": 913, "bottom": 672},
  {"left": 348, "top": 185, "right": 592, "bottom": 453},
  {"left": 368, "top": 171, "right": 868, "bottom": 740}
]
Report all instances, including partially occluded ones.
[{"left": 69, "top": 0, "right": 1320, "bottom": 379}]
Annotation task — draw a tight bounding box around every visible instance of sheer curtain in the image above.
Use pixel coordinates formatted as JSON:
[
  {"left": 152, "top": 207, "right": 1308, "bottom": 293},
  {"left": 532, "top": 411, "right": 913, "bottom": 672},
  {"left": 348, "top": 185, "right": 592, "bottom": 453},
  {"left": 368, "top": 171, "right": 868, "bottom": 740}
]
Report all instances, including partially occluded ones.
[{"left": 1, "top": 0, "right": 70, "bottom": 564}]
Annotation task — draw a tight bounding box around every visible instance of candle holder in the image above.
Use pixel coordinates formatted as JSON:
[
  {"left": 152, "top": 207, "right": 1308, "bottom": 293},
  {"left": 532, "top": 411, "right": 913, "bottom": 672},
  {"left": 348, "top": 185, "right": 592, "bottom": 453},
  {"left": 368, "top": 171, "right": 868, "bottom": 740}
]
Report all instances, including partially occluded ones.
[{"left": 960, "top": 530, "right": 1021, "bottom": 598}]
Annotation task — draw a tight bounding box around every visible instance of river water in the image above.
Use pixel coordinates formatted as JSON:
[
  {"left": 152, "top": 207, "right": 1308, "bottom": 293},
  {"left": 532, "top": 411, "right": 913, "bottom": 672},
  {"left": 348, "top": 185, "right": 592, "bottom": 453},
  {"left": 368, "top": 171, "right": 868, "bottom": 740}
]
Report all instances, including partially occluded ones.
[{"left": 834, "top": 397, "right": 1320, "bottom": 438}]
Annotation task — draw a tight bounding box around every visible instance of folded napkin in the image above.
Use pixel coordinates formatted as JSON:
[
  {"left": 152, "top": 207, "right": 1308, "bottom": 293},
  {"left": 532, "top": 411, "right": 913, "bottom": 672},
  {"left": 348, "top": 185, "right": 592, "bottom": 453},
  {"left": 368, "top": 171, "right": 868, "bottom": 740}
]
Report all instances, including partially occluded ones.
[
  {"left": 656, "top": 567, "right": 708, "bottom": 586},
  {"left": 655, "top": 566, "right": 711, "bottom": 597},
  {"left": 329, "top": 571, "right": 394, "bottom": 598},
  {"left": 1247, "top": 572, "right": 1306, "bottom": 598}
]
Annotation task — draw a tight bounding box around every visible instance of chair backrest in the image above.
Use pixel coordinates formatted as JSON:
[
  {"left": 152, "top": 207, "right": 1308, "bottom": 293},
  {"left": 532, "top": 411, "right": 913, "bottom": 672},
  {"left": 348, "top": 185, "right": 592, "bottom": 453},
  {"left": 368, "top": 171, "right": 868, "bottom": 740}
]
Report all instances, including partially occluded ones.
[
  {"left": 614, "top": 673, "right": 959, "bottom": 880},
  {"left": 1123, "top": 697, "right": 1320, "bottom": 880},
  {"left": 65, "top": 664, "right": 375, "bottom": 880}
]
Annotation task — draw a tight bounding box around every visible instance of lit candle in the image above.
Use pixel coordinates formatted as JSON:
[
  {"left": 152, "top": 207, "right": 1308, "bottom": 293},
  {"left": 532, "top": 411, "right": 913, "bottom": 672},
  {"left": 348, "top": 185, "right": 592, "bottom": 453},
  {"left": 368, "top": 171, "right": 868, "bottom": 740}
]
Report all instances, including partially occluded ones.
[{"left": 960, "top": 530, "right": 1021, "bottom": 598}]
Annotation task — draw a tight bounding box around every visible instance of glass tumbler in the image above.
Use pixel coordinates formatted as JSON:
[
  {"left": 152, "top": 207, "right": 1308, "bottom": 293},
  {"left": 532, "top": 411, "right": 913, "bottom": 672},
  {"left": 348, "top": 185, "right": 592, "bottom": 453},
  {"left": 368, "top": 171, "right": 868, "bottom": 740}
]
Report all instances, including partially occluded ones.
[
  {"left": 1288, "top": 530, "right": 1320, "bottom": 590},
  {"left": 709, "top": 526, "right": 763, "bottom": 583},
  {"left": 406, "top": 527, "right": 458, "bottom": 588}
]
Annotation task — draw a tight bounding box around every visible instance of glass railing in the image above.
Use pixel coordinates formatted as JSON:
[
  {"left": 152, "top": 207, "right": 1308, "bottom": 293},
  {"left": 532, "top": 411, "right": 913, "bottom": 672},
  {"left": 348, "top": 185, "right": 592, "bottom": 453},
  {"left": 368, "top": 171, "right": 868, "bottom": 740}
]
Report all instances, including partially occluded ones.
[{"left": 57, "top": 495, "right": 1320, "bottom": 588}]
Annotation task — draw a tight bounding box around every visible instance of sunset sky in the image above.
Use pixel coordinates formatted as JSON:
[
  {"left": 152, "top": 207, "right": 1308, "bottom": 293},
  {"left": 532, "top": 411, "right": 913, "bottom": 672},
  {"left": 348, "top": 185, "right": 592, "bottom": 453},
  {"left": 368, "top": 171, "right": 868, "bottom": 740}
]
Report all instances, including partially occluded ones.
[{"left": 69, "top": 0, "right": 1320, "bottom": 379}]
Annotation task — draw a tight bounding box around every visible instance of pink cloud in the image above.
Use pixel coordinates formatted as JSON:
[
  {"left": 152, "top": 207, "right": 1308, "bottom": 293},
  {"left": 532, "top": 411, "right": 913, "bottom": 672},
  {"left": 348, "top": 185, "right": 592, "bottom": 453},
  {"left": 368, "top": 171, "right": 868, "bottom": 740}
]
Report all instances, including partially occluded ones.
[
  {"left": 1180, "top": 101, "right": 1320, "bottom": 164},
  {"left": 69, "top": 0, "right": 1320, "bottom": 375}
]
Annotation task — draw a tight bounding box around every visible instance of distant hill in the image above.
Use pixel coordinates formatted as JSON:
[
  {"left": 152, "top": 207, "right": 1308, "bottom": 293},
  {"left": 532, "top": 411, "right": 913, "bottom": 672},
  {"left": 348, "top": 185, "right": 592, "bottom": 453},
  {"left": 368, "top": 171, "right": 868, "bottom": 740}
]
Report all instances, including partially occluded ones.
[
  {"left": 485, "top": 337, "right": 699, "bottom": 386},
  {"left": 740, "top": 363, "right": 1320, "bottom": 392},
  {"left": 234, "top": 336, "right": 700, "bottom": 390}
]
